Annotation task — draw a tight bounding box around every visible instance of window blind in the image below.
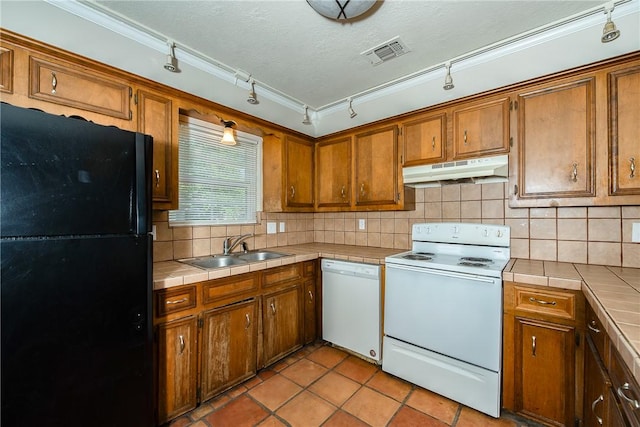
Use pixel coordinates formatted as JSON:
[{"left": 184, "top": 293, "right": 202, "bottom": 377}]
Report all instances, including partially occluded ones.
[{"left": 169, "top": 116, "right": 262, "bottom": 226}]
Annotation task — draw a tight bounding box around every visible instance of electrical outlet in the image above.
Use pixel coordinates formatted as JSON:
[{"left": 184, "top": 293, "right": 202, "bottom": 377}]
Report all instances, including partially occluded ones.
[
  {"left": 267, "top": 222, "right": 277, "bottom": 234},
  {"left": 279, "top": 222, "right": 286, "bottom": 232},
  {"left": 632, "top": 222, "right": 640, "bottom": 243},
  {"left": 358, "top": 219, "right": 366, "bottom": 230}
]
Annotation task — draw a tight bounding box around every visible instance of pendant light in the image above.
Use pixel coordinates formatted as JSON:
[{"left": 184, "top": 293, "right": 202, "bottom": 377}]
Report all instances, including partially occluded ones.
[
  {"left": 221, "top": 120, "right": 237, "bottom": 146},
  {"left": 601, "top": 5, "right": 621, "bottom": 43},
  {"left": 443, "top": 63, "right": 454, "bottom": 90}
]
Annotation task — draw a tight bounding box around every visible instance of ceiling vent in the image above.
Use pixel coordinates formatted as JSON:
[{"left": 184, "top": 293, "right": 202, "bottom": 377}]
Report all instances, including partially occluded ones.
[{"left": 361, "top": 36, "right": 410, "bottom": 66}]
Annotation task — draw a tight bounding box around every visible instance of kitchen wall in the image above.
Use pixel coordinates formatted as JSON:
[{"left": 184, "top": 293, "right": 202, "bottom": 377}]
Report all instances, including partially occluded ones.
[{"left": 153, "top": 182, "right": 640, "bottom": 267}]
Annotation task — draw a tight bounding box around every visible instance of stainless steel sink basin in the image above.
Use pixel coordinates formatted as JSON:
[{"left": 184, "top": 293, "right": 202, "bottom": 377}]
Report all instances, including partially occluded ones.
[
  {"left": 237, "top": 251, "right": 288, "bottom": 261},
  {"left": 181, "top": 255, "right": 248, "bottom": 269}
]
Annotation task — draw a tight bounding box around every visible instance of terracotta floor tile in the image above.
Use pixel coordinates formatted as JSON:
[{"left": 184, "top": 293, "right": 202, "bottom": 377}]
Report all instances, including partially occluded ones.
[
  {"left": 204, "top": 394, "right": 269, "bottom": 427},
  {"left": 306, "top": 345, "right": 349, "bottom": 368},
  {"left": 188, "top": 402, "right": 214, "bottom": 420},
  {"left": 256, "top": 415, "right": 288, "bottom": 426},
  {"left": 167, "top": 416, "right": 191, "bottom": 427},
  {"left": 247, "top": 374, "right": 302, "bottom": 411},
  {"left": 189, "top": 421, "right": 208, "bottom": 427},
  {"left": 308, "top": 371, "right": 361, "bottom": 406},
  {"left": 455, "top": 407, "right": 518, "bottom": 427},
  {"left": 257, "top": 369, "right": 277, "bottom": 381},
  {"left": 280, "top": 358, "right": 328, "bottom": 387},
  {"left": 270, "top": 360, "right": 289, "bottom": 372},
  {"left": 209, "top": 393, "right": 231, "bottom": 409},
  {"left": 242, "top": 375, "right": 263, "bottom": 390},
  {"left": 366, "top": 371, "right": 413, "bottom": 402},
  {"left": 405, "top": 387, "right": 459, "bottom": 424},
  {"left": 388, "top": 406, "right": 449, "bottom": 427},
  {"left": 323, "top": 410, "right": 370, "bottom": 427},
  {"left": 227, "top": 384, "right": 247, "bottom": 399},
  {"left": 334, "top": 355, "right": 379, "bottom": 384},
  {"left": 342, "top": 386, "right": 401, "bottom": 427},
  {"left": 276, "top": 390, "right": 336, "bottom": 427}
]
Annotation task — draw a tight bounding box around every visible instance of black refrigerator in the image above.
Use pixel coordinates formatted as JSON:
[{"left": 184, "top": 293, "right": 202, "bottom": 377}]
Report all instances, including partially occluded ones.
[{"left": 1, "top": 103, "right": 155, "bottom": 426}]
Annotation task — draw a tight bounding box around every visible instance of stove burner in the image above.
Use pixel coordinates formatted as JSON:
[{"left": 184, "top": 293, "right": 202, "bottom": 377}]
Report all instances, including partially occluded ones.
[
  {"left": 403, "top": 254, "right": 432, "bottom": 261},
  {"left": 460, "top": 257, "right": 494, "bottom": 264},
  {"left": 415, "top": 252, "right": 435, "bottom": 256},
  {"left": 458, "top": 261, "right": 489, "bottom": 267}
]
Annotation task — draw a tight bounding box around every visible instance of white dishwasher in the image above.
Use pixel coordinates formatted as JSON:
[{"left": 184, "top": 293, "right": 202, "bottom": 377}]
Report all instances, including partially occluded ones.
[{"left": 321, "top": 259, "right": 381, "bottom": 362}]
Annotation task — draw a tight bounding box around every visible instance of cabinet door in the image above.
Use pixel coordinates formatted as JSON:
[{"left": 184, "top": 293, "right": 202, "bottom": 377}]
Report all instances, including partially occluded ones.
[
  {"left": 355, "top": 125, "right": 399, "bottom": 207},
  {"left": 0, "top": 45, "right": 13, "bottom": 93},
  {"left": 609, "top": 65, "right": 640, "bottom": 196},
  {"left": 515, "top": 318, "right": 575, "bottom": 426},
  {"left": 516, "top": 78, "right": 596, "bottom": 200},
  {"left": 584, "top": 336, "right": 610, "bottom": 427},
  {"left": 303, "top": 279, "right": 317, "bottom": 344},
  {"left": 29, "top": 55, "right": 131, "bottom": 120},
  {"left": 200, "top": 299, "right": 257, "bottom": 401},
  {"left": 157, "top": 316, "right": 198, "bottom": 424},
  {"left": 137, "top": 89, "right": 177, "bottom": 210},
  {"left": 316, "top": 137, "right": 352, "bottom": 209},
  {"left": 453, "top": 97, "right": 510, "bottom": 159},
  {"left": 402, "top": 112, "right": 446, "bottom": 166},
  {"left": 285, "top": 135, "right": 314, "bottom": 208},
  {"left": 263, "top": 286, "right": 302, "bottom": 366}
]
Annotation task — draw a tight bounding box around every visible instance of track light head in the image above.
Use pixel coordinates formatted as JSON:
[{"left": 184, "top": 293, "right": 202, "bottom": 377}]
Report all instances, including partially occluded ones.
[
  {"left": 443, "top": 63, "right": 454, "bottom": 90},
  {"left": 302, "top": 105, "right": 311, "bottom": 125},
  {"left": 348, "top": 98, "right": 357, "bottom": 119},
  {"left": 247, "top": 80, "right": 259, "bottom": 104},
  {"left": 220, "top": 120, "right": 237, "bottom": 146},
  {"left": 601, "top": 8, "right": 620, "bottom": 43},
  {"left": 163, "top": 42, "right": 180, "bottom": 73}
]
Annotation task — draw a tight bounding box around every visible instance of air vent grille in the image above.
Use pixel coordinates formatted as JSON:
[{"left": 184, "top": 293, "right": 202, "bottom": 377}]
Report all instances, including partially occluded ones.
[{"left": 361, "top": 36, "right": 410, "bottom": 66}]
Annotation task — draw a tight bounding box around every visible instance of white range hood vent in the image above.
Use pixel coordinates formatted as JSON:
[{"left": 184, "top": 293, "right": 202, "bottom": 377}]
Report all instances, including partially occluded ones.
[{"left": 403, "top": 154, "right": 508, "bottom": 188}]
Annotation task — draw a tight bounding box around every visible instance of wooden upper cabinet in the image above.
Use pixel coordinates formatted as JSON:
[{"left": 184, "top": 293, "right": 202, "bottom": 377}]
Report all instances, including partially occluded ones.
[
  {"left": 402, "top": 112, "right": 446, "bottom": 166},
  {"left": 452, "top": 96, "right": 510, "bottom": 159},
  {"left": 136, "top": 88, "right": 178, "bottom": 210},
  {"left": 0, "top": 45, "right": 14, "bottom": 94},
  {"left": 316, "top": 136, "right": 352, "bottom": 209},
  {"left": 285, "top": 135, "right": 315, "bottom": 209},
  {"left": 515, "top": 77, "right": 596, "bottom": 200},
  {"left": 608, "top": 65, "right": 640, "bottom": 196},
  {"left": 354, "top": 125, "right": 399, "bottom": 207},
  {"left": 29, "top": 55, "right": 131, "bottom": 120}
]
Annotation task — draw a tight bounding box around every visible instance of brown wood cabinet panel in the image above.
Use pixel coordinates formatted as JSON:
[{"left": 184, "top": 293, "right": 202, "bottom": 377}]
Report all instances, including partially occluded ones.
[
  {"left": 157, "top": 316, "right": 198, "bottom": 424},
  {"left": 285, "top": 135, "right": 315, "bottom": 209},
  {"left": 0, "top": 46, "right": 14, "bottom": 93},
  {"left": 609, "top": 65, "right": 640, "bottom": 196},
  {"left": 137, "top": 89, "right": 178, "bottom": 209},
  {"left": 402, "top": 112, "right": 446, "bottom": 166},
  {"left": 262, "top": 264, "right": 302, "bottom": 289},
  {"left": 303, "top": 279, "right": 317, "bottom": 344},
  {"left": 452, "top": 97, "right": 510, "bottom": 159},
  {"left": 585, "top": 303, "right": 607, "bottom": 365},
  {"left": 355, "top": 125, "right": 399, "bottom": 207},
  {"left": 156, "top": 286, "right": 197, "bottom": 317},
  {"left": 262, "top": 286, "right": 302, "bottom": 367},
  {"left": 516, "top": 77, "right": 596, "bottom": 200},
  {"left": 609, "top": 344, "right": 640, "bottom": 426},
  {"left": 316, "top": 137, "right": 352, "bottom": 209},
  {"left": 200, "top": 299, "right": 257, "bottom": 401},
  {"left": 29, "top": 56, "right": 131, "bottom": 120},
  {"left": 584, "top": 335, "right": 611, "bottom": 427},
  {"left": 515, "top": 317, "right": 575, "bottom": 426},
  {"left": 514, "top": 286, "right": 576, "bottom": 320},
  {"left": 202, "top": 272, "right": 258, "bottom": 305}
]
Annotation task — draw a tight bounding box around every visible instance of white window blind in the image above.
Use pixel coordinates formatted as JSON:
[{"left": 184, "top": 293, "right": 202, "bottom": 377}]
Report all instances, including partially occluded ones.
[{"left": 169, "top": 116, "right": 262, "bottom": 226}]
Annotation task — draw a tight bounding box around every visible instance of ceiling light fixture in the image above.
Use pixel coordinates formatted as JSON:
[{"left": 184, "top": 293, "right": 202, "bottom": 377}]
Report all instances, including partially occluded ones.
[
  {"left": 348, "top": 98, "right": 357, "bottom": 119},
  {"left": 601, "top": 4, "right": 621, "bottom": 43},
  {"left": 220, "top": 120, "right": 237, "bottom": 145},
  {"left": 302, "top": 105, "right": 311, "bottom": 125},
  {"left": 306, "top": 0, "right": 376, "bottom": 20},
  {"left": 443, "top": 63, "right": 454, "bottom": 90},
  {"left": 163, "top": 41, "right": 180, "bottom": 73},
  {"left": 247, "top": 79, "right": 259, "bottom": 104}
]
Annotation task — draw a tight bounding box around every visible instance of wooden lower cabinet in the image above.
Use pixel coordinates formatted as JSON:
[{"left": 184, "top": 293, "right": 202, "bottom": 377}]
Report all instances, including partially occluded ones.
[
  {"left": 584, "top": 335, "right": 614, "bottom": 427},
  {"left": 262, "top": 285, "right": 302, "bottom": 367},
  {"left": 303, "top": 279, "right": 317, "bottom": 345},
  {"left": 200, "top": 299, "right": 257, "bottom": 401},
  {"left": 157, "top": 316, "right": 198, "bottom": 424}
]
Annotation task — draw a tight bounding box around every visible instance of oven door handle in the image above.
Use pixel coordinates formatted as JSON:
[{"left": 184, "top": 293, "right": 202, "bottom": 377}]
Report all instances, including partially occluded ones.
[{"left": 386, "top": 263, "right": 496, "bottom": 283}]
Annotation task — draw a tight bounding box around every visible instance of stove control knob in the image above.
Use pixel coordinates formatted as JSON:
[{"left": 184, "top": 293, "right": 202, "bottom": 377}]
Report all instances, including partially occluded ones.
[
  {"left": 415, "top": 226, "right": 422, "bottom": 234},
  {"left": 496, "top": 230, "right": 503, "bottom": 237},
  {"left": 483, "top": 228, "right": 489, "bottom": 237}
]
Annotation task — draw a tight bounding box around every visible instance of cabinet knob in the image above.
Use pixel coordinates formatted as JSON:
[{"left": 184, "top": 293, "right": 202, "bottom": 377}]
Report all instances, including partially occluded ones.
[
  {"left": 531, "top": 335, "right": 536, "bottom": 357},
  {"left": 341, "top": 185, "right": 347, "bottom": 199},
  {"left": 270, "top": 302, "right": 276, "bottom": 315},
  {"left": 360, "top": 183, "right": 366, "bottom": 198},
  {"left": 617, "top": 383, "right": 640, "bottom": 409},
  {"left": 463, "top": 130, "right": 468, "bottom": 145},
  {"left": 529, "top": 296, "right": 556, "bottom": 306},
  {"left": 155, "top": 169, "right": 160, "bottom": 187},
  {"left": 591, "top": 394, "right": 604, "bottom": 425},
  {"left": 51, "top": 71, "right": 57, "bottom": 94},
  {"left": 245, "top": 313, "right": 251, "bottom": 329},
  {"left": 308, "top": 290, "right": 314, "bottom": 302},
  {"left": 587, "top": 320, "right": 600, "bottom": 334},
  {"left": 432, "top": 136, "right": 436, "bottom": 150},
  {"left": 178, "top": 334, "right": 185, "bottom": 355},
  {"left": 571, "top": 162, "right": 578, "bottom": 182},
  {"left": 630, "top": 157, "right": 636, "bottom": 179},
  {"left": 290, "top": 185, "right": 296, "bottom": 200}
]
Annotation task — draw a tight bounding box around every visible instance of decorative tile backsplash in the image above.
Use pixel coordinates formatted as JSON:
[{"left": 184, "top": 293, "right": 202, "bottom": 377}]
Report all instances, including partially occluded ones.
[{"left": 153, "top": 182, "right": 640, "bottom": 268}]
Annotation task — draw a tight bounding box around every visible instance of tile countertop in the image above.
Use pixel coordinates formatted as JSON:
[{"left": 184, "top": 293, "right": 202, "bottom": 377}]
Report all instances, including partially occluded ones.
[{"left": 504, "top": 258, "right": 640, "bottom": 384}]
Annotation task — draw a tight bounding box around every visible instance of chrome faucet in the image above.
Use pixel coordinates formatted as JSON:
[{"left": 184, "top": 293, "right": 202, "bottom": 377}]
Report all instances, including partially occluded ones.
[{"left": 222, "top": 233, "right": 253, "bottom": 255}]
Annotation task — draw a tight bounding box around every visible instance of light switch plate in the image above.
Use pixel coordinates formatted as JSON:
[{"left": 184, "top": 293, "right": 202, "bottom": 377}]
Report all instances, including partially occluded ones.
[
  {"left": 279, "top": 222, "right": 286, "bottom": 232},
  {"left": 632, "top": 222, "right": 640, "bottom": 243},
  {"left": 267, "top": 222, "right": 277, "bottom": 234},
  {"left": 358, "top": 219, "right": 366, "bottom": 230}
]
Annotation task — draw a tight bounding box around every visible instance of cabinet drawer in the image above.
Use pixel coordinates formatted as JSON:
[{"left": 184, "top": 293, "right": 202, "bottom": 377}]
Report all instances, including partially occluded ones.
[
  {"left": 609, "top": 346, "right": 640, "bottom": 426},
  {"left": 262, "top": 264, "right": 302, "bottom": 289},
  {"left": 514, "top": 286, "right": 576, "bottom": 320},
  {"left": 202, "top": 273, "right": 258, "bottom": 305},
  {"left": 29, "top": 56, "right": 131, "bottom": 119},
  {"left": 156, "top": 286, "right": 197, "bottom": 317},
  {"left": 586, "top": 303, "right": 608, "bottom": 363}
]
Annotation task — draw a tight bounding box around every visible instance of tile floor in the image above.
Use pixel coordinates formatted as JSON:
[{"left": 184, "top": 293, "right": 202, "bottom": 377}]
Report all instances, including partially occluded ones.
[{"left": 165, "top": 342, "right": 541, "bottom": 427}]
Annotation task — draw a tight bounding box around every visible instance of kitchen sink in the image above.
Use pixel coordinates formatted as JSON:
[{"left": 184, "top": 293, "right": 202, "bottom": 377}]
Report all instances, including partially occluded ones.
[{"left": 237, "top": 250, "right": 288, "bottom": 261}]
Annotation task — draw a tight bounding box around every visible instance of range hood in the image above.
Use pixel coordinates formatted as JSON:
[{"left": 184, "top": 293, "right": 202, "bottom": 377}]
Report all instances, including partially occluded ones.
[{"left": 403, "top": 154, "right": 508, "bottom": 187}]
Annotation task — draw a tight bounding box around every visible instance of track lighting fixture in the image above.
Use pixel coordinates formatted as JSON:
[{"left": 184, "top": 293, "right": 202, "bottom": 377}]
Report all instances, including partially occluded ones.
[
  {"left": 302, "top": 105, "right": 311, "bottom": 125},
  {"left": 348, "top": 98, "right": 357, "bottom": 119},
  {"left": 163, "top": 41, "right": 180, "bottom": 73},
  {"left": 220, "top": 120, "right": 237, "bottom": 146},
  {"left": 601, "top": 5, "right": 621, "bottom": 43},
  {"left": 247, "top": 80, "right": 259, "bottom": 104},
  {"left": 443, "top": 63, "right": 454, "bottom": 90}
]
